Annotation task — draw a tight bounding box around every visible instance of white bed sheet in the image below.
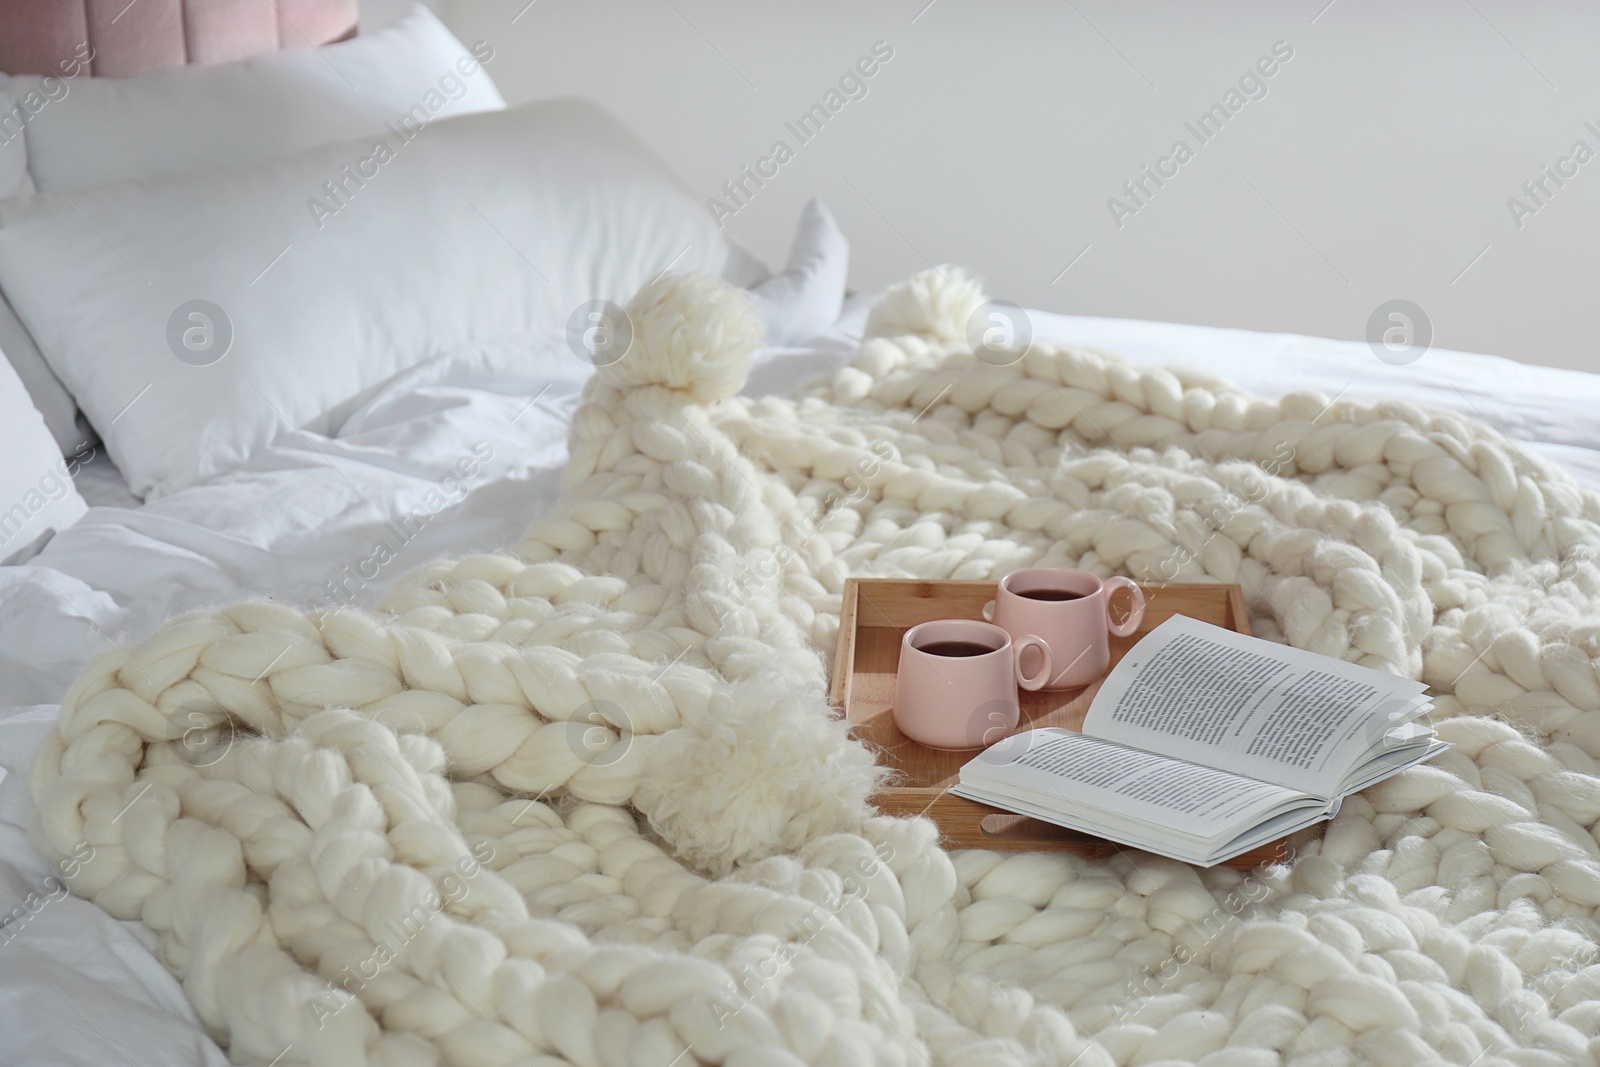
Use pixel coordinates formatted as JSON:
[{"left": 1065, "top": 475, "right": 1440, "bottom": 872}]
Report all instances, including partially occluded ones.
[{"left": 2, "top": 308, "right": 1598, "bottom": 1065}]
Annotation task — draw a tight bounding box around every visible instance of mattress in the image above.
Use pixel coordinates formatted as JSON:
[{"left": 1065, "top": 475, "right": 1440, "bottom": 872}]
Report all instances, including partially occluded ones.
[{"left": 2, "top": 308, "right": 1597, "bottom": 1064}]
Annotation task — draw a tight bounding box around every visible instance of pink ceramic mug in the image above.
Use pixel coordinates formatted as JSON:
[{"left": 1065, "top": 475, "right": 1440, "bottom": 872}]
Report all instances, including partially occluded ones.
[
  {"left": 893, "top": 619, "right": 1051, "bottom": 750},
  {"left": 986, "top": 568, "right": 1146, "bottom": 690}
]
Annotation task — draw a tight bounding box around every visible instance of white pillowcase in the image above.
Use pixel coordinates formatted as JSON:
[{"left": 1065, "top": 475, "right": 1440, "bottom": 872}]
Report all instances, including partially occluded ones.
[
  {"left": 0, "top": 58, "right": 90, "bottom": 454},
  {"left": 0, "top": 292, "right": 84, "bottom": 455},
  {"left": 0, "top": 80, "right": 38, "bottom": 200},
  {"left": 0, "top": 355, "right": 88, "bottom": 565},
  {"left": 750, "top": 198, "right": 850, "bottom": 345},
  {"left": 0, "top": 5, "right": 503, "bottom": 457},
  {"left": 0, "top": 98, "right": 739, "bottom": 498},
  {"left": 0, "top": 39, "right": 93, "bottom": 196},
  {"left": 19, "top": 5, "right": 504, "bottom": 194}
]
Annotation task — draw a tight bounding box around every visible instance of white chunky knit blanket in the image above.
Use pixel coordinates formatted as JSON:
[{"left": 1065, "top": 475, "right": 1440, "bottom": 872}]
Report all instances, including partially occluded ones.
[{"left": 29, "top": 268, "right": 1600, "bottom": 1067}]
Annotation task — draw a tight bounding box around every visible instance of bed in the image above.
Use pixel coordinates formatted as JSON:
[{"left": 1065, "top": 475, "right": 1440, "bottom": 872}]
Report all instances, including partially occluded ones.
[{"left": 4, "top": 6, "right": 1600, "bottom": 1067}]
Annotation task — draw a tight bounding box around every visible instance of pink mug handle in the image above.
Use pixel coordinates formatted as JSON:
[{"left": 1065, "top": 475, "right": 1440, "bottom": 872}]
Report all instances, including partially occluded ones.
[
  {"left": 1013, "top": 635, "right": 1052, "bottom": 691},
  {"left": 1103, "top": 577, "right": 1145, "bottom": 637}
]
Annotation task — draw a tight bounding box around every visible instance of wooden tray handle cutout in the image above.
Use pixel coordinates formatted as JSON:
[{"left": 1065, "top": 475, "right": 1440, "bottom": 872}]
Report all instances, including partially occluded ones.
[{"left": 980, "top": 812, "right": 1025, "bottom": 837}]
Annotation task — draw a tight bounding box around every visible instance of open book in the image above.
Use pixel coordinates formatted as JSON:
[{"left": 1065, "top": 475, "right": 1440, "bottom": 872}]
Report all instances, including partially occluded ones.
[{"left": 953, "top": 614, "right": 1449, "bottom": 866}]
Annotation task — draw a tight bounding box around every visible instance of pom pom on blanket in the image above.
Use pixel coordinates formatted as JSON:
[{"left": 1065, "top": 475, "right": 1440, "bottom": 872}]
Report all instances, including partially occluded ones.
[
  {"left": 639, "top": 675, "right": 884, "bottom": 876},
  {"left": 865, "top": 264, "right": 988, "bottom": 342},
  {"left": 598, "top": 270, "right": 761, "bottom": 402}
]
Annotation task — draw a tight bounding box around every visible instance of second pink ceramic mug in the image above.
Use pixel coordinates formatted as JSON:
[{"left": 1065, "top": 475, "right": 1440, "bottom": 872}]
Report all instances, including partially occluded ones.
[{"left": 986, "top": 568, "right": 1146, "bottom": 690}]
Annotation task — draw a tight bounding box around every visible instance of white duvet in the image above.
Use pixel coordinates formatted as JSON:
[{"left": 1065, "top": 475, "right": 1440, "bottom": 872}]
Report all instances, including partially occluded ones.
[{"left": 2, "top": 305, "right": 1596, "bottom": 1065}]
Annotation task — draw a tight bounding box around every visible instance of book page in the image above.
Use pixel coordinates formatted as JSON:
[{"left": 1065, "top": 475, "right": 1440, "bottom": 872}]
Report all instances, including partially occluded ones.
[
  {"left": 958, "top": 728, "right": 1316, "bottom": 845},
  {"left": 1082, "top": 614, "right": 1430, "bottom": 797}
]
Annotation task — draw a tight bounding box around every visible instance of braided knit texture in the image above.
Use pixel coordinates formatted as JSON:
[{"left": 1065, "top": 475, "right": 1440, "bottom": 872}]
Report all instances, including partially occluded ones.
[{"left": 29, "top": 268, "right": 1600, "bottom": 1067}]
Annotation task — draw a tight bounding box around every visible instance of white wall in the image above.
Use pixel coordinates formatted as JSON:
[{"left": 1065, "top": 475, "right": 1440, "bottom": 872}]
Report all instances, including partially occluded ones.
[{"left": 374, "top": 0, "right": 1600, "bottom": 374}]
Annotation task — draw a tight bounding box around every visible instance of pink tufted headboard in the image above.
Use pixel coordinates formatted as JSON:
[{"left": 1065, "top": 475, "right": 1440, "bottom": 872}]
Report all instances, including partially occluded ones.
[{"left": 0, "top": 0, "right": 358, "bottom": 79}]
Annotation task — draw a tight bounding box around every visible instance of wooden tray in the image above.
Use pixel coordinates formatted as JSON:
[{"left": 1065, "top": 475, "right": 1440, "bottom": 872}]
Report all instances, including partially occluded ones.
[{"left": 831, "top": 578, "right": 1303, "bottom": 869}]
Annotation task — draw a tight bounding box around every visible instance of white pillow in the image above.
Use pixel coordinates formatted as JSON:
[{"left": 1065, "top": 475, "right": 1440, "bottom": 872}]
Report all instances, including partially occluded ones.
[
  {"left": 0, "top": 78, "right": 40, "bottom": 200},
  {"left": 1, "top": 38, "right": 92, "bottom": 198},
  {"left": 18, "top": 5, "right": 504, "bottom": 194},
  {"left": 750, "top": 198, "right": 850, "bottom": 345},
  {"left": 0, "top": 6, "right": 499, "bottom": 455},
  {"left": 0, "top": 356, "right": 88, "bottom": 565},
  {"left": 0, "top": 98, "right": 738, "bottom": 498},
  {"left": 0, "top": 293, "right": 85, "bottom": 455},
  {"left": 0, "top": 67, "right": 86, "bottom": 455}
]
